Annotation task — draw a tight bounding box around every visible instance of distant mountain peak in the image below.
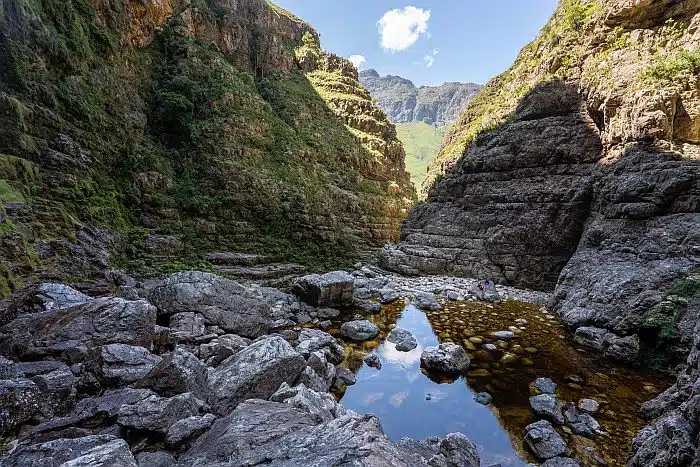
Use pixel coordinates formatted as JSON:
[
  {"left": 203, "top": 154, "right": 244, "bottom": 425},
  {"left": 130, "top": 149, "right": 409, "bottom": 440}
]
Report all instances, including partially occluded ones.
[{"left": 359, "top": 69, "right": 380, "bottom": 78}]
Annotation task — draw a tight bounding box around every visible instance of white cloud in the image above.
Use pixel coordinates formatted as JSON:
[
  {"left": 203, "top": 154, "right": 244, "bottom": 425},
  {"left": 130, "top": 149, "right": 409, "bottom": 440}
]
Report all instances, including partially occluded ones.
[
  {"left": 348, "top": 54, "right": 367, "bottom": 70},
  {"left": 424, "top": 48, "right": 439, "bottom": 68},
  {"left": 378, "top": 6, "right": 431, "bottom": 52}
]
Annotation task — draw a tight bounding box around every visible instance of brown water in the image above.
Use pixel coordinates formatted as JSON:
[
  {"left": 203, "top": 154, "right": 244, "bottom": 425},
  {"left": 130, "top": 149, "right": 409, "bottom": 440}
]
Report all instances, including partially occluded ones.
[{"left": 327, "top": 299, "right": 673, "bottom": 466}]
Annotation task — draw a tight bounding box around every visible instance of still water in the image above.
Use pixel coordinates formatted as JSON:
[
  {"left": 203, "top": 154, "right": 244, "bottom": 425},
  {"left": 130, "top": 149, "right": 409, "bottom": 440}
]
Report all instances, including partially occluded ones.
[{"left": 329, "top": 300, "right": 673, "bottom": 466}]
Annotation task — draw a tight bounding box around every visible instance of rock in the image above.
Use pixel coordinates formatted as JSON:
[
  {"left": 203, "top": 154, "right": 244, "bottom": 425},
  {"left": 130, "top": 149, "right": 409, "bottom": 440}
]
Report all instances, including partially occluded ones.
[
  {"left": 530, "top": 394, "right": 565, "bottom": 425},
  {"left": 0, "top": 378, "right": 42, "bottom": 435},
  {"left": 563, "top": 404, "right": 601, "bottom": 437},
  {"left": 316, "top": 307, "right": 340, "bottom": 319},
  {"left": 207, "top": 336, "right": 305, "bottom": 416},
  {"left": 534, "top": 377, "right": 557, "bottom": 394},
  {"left": 197, "top": 334, "right": 250, "bottom": 366},
  {"left": 573, "top": 327, "right": 640, "bottom": 363},
  {"left": 6, "top": 283, "right": 91, "bottom": 319},
  {"left": 420, "top": 343, "right": 470, "bottom": 373},
  {"left": 542, "top": 458, "right": 581, "bottom": 467},
  {"left": 629, "top": 410, "right": 696, "bottom": 466},
  {"left": 434, "top": 432, "right": 480, "bottom": 466},
  {"left": 412, "top": 292, "right": 442, "bottom": 310},
  {"left": 364, "top": 353, "right": 382, "bottom": 369},
  {"left": 134, "top": 451, "right": 176, "bottom": 467},
  {"left": 270, "top": 382, "right": 344, "bottom": 423},
  {"left": 396, "top": 336, "right": 418, "bottom": 351},
  {"left": 474, "top": 392, "right": 492, "bottom": 405},
  {"left": 388, "top": 328, "right": 413, "bottom": 343},
  {"left": 472, "top": 280, "right": 501, "bottom": 303},
  {"left": 291, "top": 271, "right": 355, "bottom": 307},
  {"left": 491, "top": 331, "right": 516, "bottom": 340},
  {"left": 377, "top": 287, "right": 400, "bottom": 304},
  {"left": 295, "top": 328, "right": 345, "bottom": 364},
  {"left": 353, "top": 298, "right": 381, "bottom": 313},
  {"left": 169, "top": 312, "right": 206, "bottom": 342},
  {"left": 165, "top": 413, "right": 216, "bottom": 449},
  {"left": 147, "top": 271, "right": 298, "bottom": 338},
  {"left": 136, "top": 348, "right": 208, "bottom": 399},
  {"left": 15, "top": 360, "right": 69, "bottom": 378},
  {"left": 302, "top": 350, "right": 336, "bottom": 390},
  {"left": 483, "top": 343, "right": 497, "bottom": 351},
  {"left": 332, "top": 367, "right": 356, "bottom": 389},
  {"left": 117, "top": 392, "right": 205, "bottom": 434},
  {"left": 524, "top": 420, "right": 567, "bottom": 461},
  {"left": 1, "top": 435, "right": 137, "bottom": 466},
  {"left": 0, "top": 297, "right": 156, "bottom": 362},
  {"left": 340, "top": 320, "right": 379, "bottom": 341},
  {"left": 578, "top": 398, "right": 600, "bottom": 414},
  {"left": 31, "top": 368, "right": 78, "bottom": 418},
  {"left": 181, "top": 399, "right": 448, "bottom": 465},
  {"left": 90, "top": 344, "right": 162, "bottom": 386}
]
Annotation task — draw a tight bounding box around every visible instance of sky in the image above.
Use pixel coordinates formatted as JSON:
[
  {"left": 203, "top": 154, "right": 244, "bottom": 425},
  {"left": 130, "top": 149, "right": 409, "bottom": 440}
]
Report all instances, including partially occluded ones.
[{"left": 272, "top": 1, "right": 558, "bottom": 86}]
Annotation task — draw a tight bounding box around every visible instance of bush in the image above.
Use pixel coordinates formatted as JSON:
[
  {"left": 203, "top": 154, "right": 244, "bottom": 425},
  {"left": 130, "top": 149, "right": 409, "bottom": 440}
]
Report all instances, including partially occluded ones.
[{"left": 647, "top": 49, "right": 700, "bottom": 83}]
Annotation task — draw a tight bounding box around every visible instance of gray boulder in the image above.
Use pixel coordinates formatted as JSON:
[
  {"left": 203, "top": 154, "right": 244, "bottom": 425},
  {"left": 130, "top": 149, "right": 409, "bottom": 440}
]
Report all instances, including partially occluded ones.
[
  {"left": 291, "top": 271, "right": 355, "bottom": 307},
  {"left": 297, "top": 350, "right": 336, "bottom": 392},
  {"left": 577, "top": 398, "right": 600, "bottom": 414},
  {"left": 270, "top": 382, "right": 344, "bottom": 423},
  {"left": 136, "top": 348, "right": 208, "bottom": 399},
  {"left": 31, "top": 368, "right": 78, "bottom": 419},
  {"left": 534, "top": 377, "right": 557, "bottom": 394},
  {"left": 6, "top": 283, "right": 91, "bottom": 321},
  {"left": 90, "top": 344, "right": 162, "bottom": 386},
  {"left": 197, "top": 334, "right": 250, "bottom": 366},
  {"left": 0, "top": 378, "right": 42, "bottom": 435},
  {"left": 165, "top": 413, "right": 216, "bottom": 449},
  {"left": 0, "top": 435, "right": 136, "bottom": 466},
  {"left": 340, "top": 320, "right": 380, "bottom": 341},
  {"left": 420, "top": 343, "right": 470, "bottom": 373},
  {"left": 377, "top": 287, "right": 400, "bottom": 304},
  {"left": 168, "top": 312, "right": 206, "bottom": 342},
  {"left": 353, "top": 298, "right": 382, "bottom": 313},
  {"left": 412, "top": 292, "right": 442, "bottom": 310},
  {"left": 563, "top": 404, "right": 601, "bottom": 437},
  {"left": 207, "top": 336, "right": 305, "bottom": 416},
  {"left": 396, "top": 337, "right": 418, "bottom": 351},
  {"left": 0, "top": 297, "right": 156, "bottom": 362},
  {"left": 573, "top": 326, "right": 640, "bottom": 362},
  {"left": 134, "top": 451, "right": 176, "bottom": 467},
  {"left": 388, "top": 328, "right": 413, "bottom": 343},
  {"left": 432, "top": 432, "right": 480, "bottom": 467},
  {"left": 524, "top": 420, "right": 567, "bottom": 461},
  {"left": 117, "top": 392, "right": 205, "bottom": 434},
  {"left": 332, "top": 367, "right": 357, "bottom": 390},
  {"left": 530, "top": 393, "right": 565, "bottom": 425},
  {"left": 295, "top": 328, "right": 345, "bottom": 364},
  {"left": 629, "top": 410, "right": 695, "bottom": 466},
  {"left": 364, "top": 353, "right": 382, "bottom": 369}
]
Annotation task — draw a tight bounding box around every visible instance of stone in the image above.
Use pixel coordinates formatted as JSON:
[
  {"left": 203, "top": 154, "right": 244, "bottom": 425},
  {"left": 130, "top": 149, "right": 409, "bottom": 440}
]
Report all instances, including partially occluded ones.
[
  {"left": 291, "top": 271, "right": 355, "bottom": 307},
  {"left": 295, "top": 328, "right": 345, "bottom": 364},
  {"left": 7, "top": 283, "right": 91, "bottom": 317},
  {"left": 435, "top": 432, "right": 480, "bottom": 466},
  {"left": 207, "top": 336, "right": 305, "bottom": 416},
  {"left": 524, "top": 420, "right": 567, "bottom": 461},
  {"left": 117, "top": 392, "right": 206, "bottom": 434},
  {"left": 530, "top": 393, "right": 565, "bottom": 425},
  {"left": 169, "top": 312, "right": 206, "bottom": 342},
  {"left": 90, "top": 344, "right": 162, "bottom": 386},
  {"left": 0, "top": 435, "right": 137, "bottom": 466},
  {"left": 396, "top": 336, "right": 418, "bottom": 352},
  {"left": 629, "top": 410, "right": 696, "bottom": 466},
  {"left": 15, "top": 360, "right": 70, "bottom": 378},
  {"left": 420, "top": 343, "right": 470, "bottom": 373},
  {"left": 197, "top": 334, "right": 251, "bottom": 366},
  {"left": 377, "top": 287, "right": 400, "bottom": 304},
  {"left": 296, "top": 351, "right": 336, "bottom": 393},
  {"left": 542, "top": 458, "right": 581, "bottom": 467},
  {"left": 472, "top": 280, "right": 501, "bottom": 303},
  {"left": 578, "top": 398, "right": 600, "bottom": 414},
  {"left": 0, "top": 378, "right": 42, "bottom": 435},
  {"left": 165, "top": 413, "right": 216, "bottom": 448},
  {"left": 412, "top": 292, "right": 442, "bottom": 310},
  {"left": 483, "top": 343, "right": 498, "bottom": 351},
  {"left": 270, "top": 382, "right": 344, "bottom": 423},
  {"left": 136, "top": 348, "right": 208, "bottom": 399},
  {"left": 31, "top": 368, "right": 79, "bottom": 417},
  {"left": 573, "top": 327, "right": 640, "bottom": 363},
  {"left": 388, "top": 327, "right": 414, "bottom": 344},
  {"left": 534, "top": 377, "right": 557, "bottom": 394},
  {"left": 474, "top": 392, "right": 492, "bottom": 405},
  {"left": 134, "top": 451, "right": 176, "bottom": 467},
  {"left": 364, "top": 353, "right": 382, "bottom": 369},
  {"left": 340, "top": 320, "right": 379, "bottom": 341},
  {"left": 563, "top": 404, "right": 601, "bottom": 437},
  {"left": 491, "top": 331, "right": 516, "bottom": 340},
  {"left": 332, "top": 367, "right": 356, "bottom": 389},
  {"left": 0, "top": 297, "right": 157, "bottom": 362}
]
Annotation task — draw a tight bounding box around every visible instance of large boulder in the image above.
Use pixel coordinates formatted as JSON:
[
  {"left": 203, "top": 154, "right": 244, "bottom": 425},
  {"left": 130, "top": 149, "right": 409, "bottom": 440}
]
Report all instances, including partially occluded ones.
[
  {"left": 207, "top": 336, "right": 305, "bottom": 416},
  {"left": 147, "top": 272, "right": 300, "bottom": 338},
  {"left": 291, "top": 271, "right": 355, "bottom": 307},
  {"left": 88, "top": 344, "right": 162, "bottom": 386},
  {"left": 0, "top": 435, "right": 137, "bottom": 466},
  {"left": 165, "top": 413, "right": 216, "bottom": 449},
  {"left": 270, "top": 382, "right": 345, "bottom": 423},
  {"left": 629, "top": 410, "right": 696, "bottom": 466},
  {"left": 530, "top": 393, "right": 565, "bottom": 425},
  {"left": 116, "top": 392, "right": 206, "bottom": 434},
  {"left": 420, "top": 343, "right": 470, "bottom": 374},
  {"left": 573, "top": 326, "right": 640, "bottom": 362},
  {"left": 3, "top": 283, "right": 91, "bottom": 326},
  {"left": 340, "top": 320, "right": 380, "bottom": 341},
  {"left": 0, "top": 378, "right": 42, "bottom": 435},
  {"left": 136, "top": 348, "right": 208, "bottom": 399},
  {"left": 294, "top": 328, "right": 345, "bottom": 364},
  {"left": 0, "top": 297, "right": 156, "bottom": 362},
  {"left": 524, "top": 420, "right": 567, "bottom": 461}
]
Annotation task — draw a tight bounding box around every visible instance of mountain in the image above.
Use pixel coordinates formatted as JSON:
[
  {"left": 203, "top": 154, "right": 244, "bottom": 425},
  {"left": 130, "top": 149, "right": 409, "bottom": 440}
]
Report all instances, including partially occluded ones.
[
  {"left": 0, "top": 0, "right": 415, "bottom": 295},
  {"left": 359, "top": 69, "right": 481, "bottom": 126}
]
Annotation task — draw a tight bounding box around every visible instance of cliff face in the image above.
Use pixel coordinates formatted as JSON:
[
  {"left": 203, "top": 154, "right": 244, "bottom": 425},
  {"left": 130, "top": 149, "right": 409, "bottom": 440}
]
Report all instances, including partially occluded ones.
[
  {"left": 381, "top": 0, "right": 700, "bottom": 366},
  {"left": 359, "top": 69, "right": 482, "bottom": 126},
  {"left": 0, "top": 0, "right": 414, "bottom": 296}
]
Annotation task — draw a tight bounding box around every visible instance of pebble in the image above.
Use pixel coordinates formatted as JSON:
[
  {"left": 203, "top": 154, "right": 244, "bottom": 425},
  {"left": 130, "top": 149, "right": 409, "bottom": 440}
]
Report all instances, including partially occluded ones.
[
  {"left": 492, "top": 331, "right": 516, "bottom": 340},
  {"left": 474, "top": 392, "right": 492, "bottom": 405},
  {"left": 469, "top": 337, "right": 483, "bottom": 344},
  {"left": 501, "top": 353, "right": 518, "bottom": 364},
  {"left": 578, "top": 398, "right": 600, "bottom": 414},
  {"left": 483, "top": 344, "right": 498, "bottom": 351}
]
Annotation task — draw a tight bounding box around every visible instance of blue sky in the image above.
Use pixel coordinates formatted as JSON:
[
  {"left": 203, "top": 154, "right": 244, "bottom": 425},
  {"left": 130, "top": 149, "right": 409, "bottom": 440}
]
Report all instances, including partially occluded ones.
[{"left": 273, "top": 1, "right": 558, "bottom": 86}]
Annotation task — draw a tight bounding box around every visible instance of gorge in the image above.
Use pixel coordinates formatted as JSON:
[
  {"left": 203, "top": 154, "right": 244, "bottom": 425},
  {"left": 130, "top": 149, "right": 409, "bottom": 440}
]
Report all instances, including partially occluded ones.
[{"left": 0, "top": 0, "right": 699, "bottom": 466}]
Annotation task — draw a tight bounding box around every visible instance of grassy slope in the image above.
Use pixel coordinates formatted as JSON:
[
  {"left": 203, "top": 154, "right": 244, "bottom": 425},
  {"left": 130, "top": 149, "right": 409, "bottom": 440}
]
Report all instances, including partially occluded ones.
[{"left": 396, "top": 123, "right": 445, "bottom": 190}]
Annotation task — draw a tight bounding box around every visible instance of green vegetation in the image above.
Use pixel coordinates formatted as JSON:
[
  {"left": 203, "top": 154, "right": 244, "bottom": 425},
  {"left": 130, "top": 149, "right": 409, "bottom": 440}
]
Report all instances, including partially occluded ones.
[
  {"left": 0, "top": 181, "right": 24, "bottom": 203},
  {"left": 647, "top": 49, "right": 700, "bottom": 84},
  {"left": 396, "top": 123, "right": 445, "bottom": 190}
]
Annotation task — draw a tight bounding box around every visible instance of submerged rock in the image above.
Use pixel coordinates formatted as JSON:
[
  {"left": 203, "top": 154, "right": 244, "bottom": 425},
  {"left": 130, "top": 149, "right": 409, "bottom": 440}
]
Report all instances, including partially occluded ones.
[
  {"left": 530, "top": 393, "right": 565, "bottom": 425},
  {"left": 577, "top": 398, "right": 600, "bottom": 414},
  {"left": 474, "top": 392, "right": 492, "bottom": 405},
  {"left": 340, "top": 320, "right": 380, "bottom": 341},
  {"left": 420, "top": 343, "right": 470, "bottom": 374},
  {"left": 524, "top": 420, "right": 567, "bottom": 461}
]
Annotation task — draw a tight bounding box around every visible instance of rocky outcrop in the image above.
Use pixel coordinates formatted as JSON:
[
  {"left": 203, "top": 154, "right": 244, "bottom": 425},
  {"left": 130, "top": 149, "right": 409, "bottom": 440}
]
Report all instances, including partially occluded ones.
[{"left": 359, "top": 69, "right": 482, "bottom": 126}]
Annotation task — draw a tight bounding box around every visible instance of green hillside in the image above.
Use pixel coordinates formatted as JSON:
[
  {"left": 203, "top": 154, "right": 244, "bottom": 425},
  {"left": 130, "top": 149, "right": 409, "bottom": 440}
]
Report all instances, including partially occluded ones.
[{"left": 396, "top": 123, "right": 445, "bottom": 190}]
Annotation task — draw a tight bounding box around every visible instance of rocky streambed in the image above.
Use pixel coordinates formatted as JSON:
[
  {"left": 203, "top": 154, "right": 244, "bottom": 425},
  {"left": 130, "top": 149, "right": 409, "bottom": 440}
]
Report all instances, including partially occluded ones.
[{"left": 0, "top": 265, "right": 678, "bottom": 466}]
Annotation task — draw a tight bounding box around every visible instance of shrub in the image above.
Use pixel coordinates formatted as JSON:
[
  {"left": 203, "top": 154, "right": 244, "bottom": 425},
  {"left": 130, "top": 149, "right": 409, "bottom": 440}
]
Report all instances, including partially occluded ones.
[{"left": 647, "top": 49, "right": 700, "bottom": 84}]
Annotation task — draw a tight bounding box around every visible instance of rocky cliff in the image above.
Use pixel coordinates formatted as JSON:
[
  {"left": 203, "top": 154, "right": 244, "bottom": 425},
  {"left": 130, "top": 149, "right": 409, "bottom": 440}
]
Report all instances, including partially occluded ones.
[
  {"left": 359, "top": 69, "right": 482, "bottom": 126},
  {"left": 383, "top": 1, "right": 700, "bottom": 362},
  {"left": 0, "top": 0, "right": 415, "bottom": 296}
]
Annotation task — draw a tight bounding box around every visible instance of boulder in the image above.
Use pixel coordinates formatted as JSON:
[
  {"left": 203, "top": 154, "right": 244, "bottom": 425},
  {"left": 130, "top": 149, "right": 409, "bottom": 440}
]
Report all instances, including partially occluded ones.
[
  {"left": 197, "top": 334, "right": 250, "bottom": 366},
  {"left": 563, "top": 404, "right": 601, "bottom": 437},
  {"left": 295, "top": 328, "right": 345, "bottom": 364},
  {"left": 534, "top": 377, "right": 557, "bottom": 395},
  {"left": 296, "top": 351, "right": 336, "bottom": 392},
  {"left": 332, "top": 367, "right": 357, "bottom": 390},
  {"left": 364, "top": 353, "right": 382, "bottom": 369},
  {"left": 4, "top": 283, "right": 91, "bottom": 325},
  {"left": 573, "top": 326, "right": 640, "bottom": 362},
  {"left": 340, "top": 320, "right": 379, "bottom": 341},
  {"left": 524, "top": 420, "right": 567, "bottom": 461},
  {"left": 0, "top": 435, "right": 137, "bottom": 466},
  {"left": 31, "top": 368, "right": 78, "bottom": 419},
  {"left": 420, "top": 343, "right": 470, "bottom": 373},
  {"left": 411, "top": 292, "right": 441, "bottom": 310},
  {"left": 0, "top": 378, "right": 42, "bottom": 435},
  {"left": 434, "top": 432, "right": 480, "bottom": 467},
  {"left": 168, "top": 312, "right": 206, "bottom": 342},
  {"left": 89, "top": 344, "right": 162, "bottom": 386},
  {"left": 207, "top": 336, "right": 305, "bottom": 416},
  {"left": 629, "top": 410, "right": 696, "bottom": 466},
  {"left": 353, "top": 298, "right": 382, "bottom": 313},
  {"left": 134, "top": 451, "right": 176, "bottom": 467},
  {"left": 291, "top": 271, "right": 355, "bottom": 307},
  {"left": 387, "top": 328, "right": 413, "bottom": 344},
  {"left": 165, "top": 413, "right": 216, "bottom": 449},
  {"left": 530, "top": 393, "right": 565, "bottom": 425},
  {"left": 15, "top": 360, "right": 70, "bottom": 378},
  {"left": 117, "top": 392, "right": 206, "bottom": 434},
  {"left": 472, "top": 280, "right": 501, "bottom": 303},
  {"left": 396, "top": 337, "right": 418, "bottom": 352},
  {"left": 0, "top": 297, "right": 156, "bottom": 362},
  {"left": 136, "top": 348, "right": 208, "bottom": 399},
  {"left": 270, "top": 382, "right": 344, "bottom": 423},
  {"left": 377, "top": 287, "right": 400, "bottom": 304},
  {"left": 577, "top": 398, "right": 600, "bottom": 414}
]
